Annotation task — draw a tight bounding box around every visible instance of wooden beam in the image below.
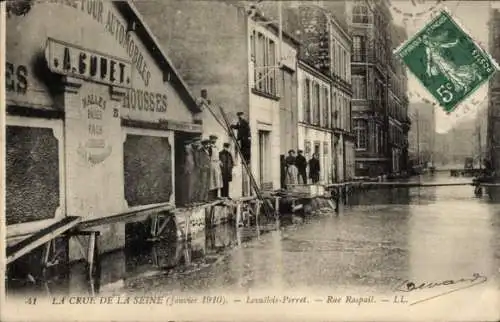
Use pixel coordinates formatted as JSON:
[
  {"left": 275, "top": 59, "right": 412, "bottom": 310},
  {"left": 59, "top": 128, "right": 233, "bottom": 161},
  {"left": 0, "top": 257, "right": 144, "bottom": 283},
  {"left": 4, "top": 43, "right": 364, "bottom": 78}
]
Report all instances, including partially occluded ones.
[
  {"left": 77, "top": 203, "right": 174, "bottom": 229},
  {"left": 7, "top": 216, "right": 81, "bottom": 264}
]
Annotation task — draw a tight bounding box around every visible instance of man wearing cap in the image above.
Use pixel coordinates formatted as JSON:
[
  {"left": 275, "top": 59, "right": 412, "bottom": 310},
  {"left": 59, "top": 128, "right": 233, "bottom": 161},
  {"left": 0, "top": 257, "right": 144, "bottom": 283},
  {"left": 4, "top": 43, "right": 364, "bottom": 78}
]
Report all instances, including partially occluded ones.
[
  {"left": 219, "top": 142, "right": 234, "bottom": 198},
  {"left": 230, "top": 112, "right": 251, "bottom": 164},
  {"left": 208, "top": 135, "right": 223, "bottom": 200}
]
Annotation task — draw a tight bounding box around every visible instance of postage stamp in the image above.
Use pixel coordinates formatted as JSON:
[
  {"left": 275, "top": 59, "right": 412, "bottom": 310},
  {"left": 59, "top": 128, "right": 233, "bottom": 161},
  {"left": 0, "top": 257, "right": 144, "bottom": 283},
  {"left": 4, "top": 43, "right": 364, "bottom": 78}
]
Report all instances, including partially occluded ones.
[{"left": 394, "top": 9, "right": 499, "bottom": 112}]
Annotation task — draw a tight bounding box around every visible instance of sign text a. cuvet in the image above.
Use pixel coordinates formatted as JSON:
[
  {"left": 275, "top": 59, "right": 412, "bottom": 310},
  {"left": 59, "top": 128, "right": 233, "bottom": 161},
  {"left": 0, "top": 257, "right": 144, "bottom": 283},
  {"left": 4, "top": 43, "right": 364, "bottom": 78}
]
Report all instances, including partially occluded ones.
[{"left": 45, "top": 38, "right": 132, "bottom": 89}]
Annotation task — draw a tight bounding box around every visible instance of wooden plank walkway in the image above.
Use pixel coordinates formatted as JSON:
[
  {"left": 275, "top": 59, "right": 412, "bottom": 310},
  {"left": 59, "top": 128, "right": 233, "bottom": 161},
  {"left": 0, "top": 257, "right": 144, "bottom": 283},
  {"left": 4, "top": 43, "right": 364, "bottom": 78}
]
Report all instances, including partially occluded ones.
[
  {"left": 326, "top": 181, "right": 475, "bottom": 189},
  {"left": 359, "top": 182, "right": 474, "bottom": 188},
  {"left": 7, "top": 216, "right": 82, "bottom": 264}
]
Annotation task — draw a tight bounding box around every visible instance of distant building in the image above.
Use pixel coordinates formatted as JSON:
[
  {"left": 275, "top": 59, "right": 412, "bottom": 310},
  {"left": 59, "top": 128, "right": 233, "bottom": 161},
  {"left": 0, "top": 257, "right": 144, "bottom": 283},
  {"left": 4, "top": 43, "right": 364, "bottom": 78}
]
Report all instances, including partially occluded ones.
[
  {"left": 408, "top": 103, "right": 436, "bottom": 166},
  {"left": 135, "top": 0, "right": 300, "bottom": 193}
]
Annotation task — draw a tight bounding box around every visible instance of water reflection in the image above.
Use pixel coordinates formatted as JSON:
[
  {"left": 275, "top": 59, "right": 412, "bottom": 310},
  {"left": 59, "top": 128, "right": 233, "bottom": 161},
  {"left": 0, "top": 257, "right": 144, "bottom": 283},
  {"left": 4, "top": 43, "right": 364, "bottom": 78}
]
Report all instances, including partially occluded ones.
[{"left": 6, "top": 174, "right": 500, "bottom": 299}]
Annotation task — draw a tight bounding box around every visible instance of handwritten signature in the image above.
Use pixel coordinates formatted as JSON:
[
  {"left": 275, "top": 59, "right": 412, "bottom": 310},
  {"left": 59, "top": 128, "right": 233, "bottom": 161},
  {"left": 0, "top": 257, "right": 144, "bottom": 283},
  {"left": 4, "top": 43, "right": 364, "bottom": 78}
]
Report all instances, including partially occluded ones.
[{"left": 393, "top": 273, "right": 488, "bottom": 306}]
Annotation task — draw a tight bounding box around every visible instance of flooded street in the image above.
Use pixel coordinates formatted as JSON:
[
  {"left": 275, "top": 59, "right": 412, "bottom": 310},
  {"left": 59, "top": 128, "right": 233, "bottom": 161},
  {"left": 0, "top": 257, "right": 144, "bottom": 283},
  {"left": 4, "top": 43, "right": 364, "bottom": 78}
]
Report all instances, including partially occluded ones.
[
  {"left": 113, "top": 174, "right": 500, "bottom": 298},
  {"left": 37, "top": 173, "right": 487, "bottom": 301},
  {"left": 7, "top": 173, "right": 500, "bottom": 319}
]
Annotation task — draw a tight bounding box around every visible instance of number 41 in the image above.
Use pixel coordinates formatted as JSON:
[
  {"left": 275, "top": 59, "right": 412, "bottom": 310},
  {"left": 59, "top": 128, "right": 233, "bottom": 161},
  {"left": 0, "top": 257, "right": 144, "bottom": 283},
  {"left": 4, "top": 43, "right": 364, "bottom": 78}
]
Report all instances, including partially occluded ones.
[
  {"left": 25, "top": 297, "right": 37, "bottom": 305},
  {"left": 436, "top": 83, "right": 454, "bottom": 103}
]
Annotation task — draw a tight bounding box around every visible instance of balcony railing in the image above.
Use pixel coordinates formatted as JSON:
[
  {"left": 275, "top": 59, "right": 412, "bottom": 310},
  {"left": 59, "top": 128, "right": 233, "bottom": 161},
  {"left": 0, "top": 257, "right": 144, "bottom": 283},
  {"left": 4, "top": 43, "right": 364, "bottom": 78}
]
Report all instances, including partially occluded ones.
[
  {"left": 351, "top": 52, "right": 387, "bottom": 69},
  {"left": 331, "top": 73, "right": 352, "bottom": 93}
]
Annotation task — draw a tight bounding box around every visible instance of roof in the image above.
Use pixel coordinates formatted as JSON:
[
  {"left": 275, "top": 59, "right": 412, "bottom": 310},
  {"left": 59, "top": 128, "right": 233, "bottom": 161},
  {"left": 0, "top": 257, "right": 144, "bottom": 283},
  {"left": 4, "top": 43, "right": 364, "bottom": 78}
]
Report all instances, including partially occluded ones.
[
  {"left": 114, "top": 1, "right": 201, "bottom": 114},
  {"left": 250, "top": 9, "right": 302, "bottom": 48},
  {"left": 298, "top": 59, "right": 333, "bottom": 84}
]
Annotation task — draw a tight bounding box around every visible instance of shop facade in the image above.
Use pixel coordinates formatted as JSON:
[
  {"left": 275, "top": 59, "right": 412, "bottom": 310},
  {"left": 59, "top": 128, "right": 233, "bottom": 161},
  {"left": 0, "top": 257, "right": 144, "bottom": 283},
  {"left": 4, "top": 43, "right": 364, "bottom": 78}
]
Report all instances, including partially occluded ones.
[{"left": 5, "top": 0, "right": 202, "bottom": 257}]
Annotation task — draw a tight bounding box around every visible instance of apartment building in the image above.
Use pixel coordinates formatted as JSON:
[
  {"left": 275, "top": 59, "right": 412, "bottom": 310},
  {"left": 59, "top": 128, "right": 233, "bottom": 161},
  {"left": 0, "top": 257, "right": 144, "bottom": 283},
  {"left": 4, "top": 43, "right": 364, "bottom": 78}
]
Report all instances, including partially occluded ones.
[
  {"left": 297, "top": 60, "right": 334, "bottom": 184},
  {"left": 320, "top": 0, "right": 391, "bottom": 177},
  {"left": 135, "top": 0, "right": 299, "bottom": 194},
  {"left": 278, "top": 2, "right": 355, "bottom": 182},
  {"left": 388, "top": 25, "right": 411, "bottom": 174}
]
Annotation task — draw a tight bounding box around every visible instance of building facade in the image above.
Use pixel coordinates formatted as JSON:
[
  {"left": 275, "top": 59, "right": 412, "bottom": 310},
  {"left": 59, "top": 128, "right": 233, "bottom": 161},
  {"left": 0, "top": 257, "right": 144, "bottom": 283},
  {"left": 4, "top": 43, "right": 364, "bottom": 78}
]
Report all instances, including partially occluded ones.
[
  {"left": 280, "top": 3, "right": 354, "bottom": 182},
  {"left": 297, "top": 60, "right": 333, "bottom": 184},
  {"left": 5, "top": 1, "right": 202, "bottom": 254},
  {"left": 136, "top": 0, "right": 299, "bottom": 194},
  {"left": 249, "top": 12, "right": 300, "bottom": 191},
  {"left": 387, "top": 25, "right": 411, "bottom": 174},
  {"left": 336, "top": 0, "right": 393, "bottom": 177},
  {"left": 408, "top": 102, "right": 436, "bottom": 167}
]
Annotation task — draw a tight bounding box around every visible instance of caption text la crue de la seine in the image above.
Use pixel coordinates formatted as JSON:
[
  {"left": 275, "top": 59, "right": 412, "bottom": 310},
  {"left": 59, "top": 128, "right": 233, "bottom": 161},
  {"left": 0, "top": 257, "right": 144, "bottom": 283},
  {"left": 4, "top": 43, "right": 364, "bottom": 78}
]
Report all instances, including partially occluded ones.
[{"left": 23, "top": 294, "right": 408, "bottom": 306}]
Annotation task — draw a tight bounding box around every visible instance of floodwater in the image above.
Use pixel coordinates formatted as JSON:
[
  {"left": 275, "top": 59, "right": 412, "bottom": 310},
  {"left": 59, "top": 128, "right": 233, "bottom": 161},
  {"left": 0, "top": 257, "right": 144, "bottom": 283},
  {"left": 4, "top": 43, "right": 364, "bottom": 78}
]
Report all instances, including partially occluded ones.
[{"left": 6, "top": 173, "right": 500, "bottom": 311}]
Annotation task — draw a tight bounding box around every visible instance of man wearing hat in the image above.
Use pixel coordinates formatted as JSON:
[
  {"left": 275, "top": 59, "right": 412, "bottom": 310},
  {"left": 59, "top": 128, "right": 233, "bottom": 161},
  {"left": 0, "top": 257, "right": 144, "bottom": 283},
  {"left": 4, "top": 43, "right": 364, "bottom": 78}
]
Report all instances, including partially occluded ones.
[
  {"left": 230, "top": 112, "right": 251, "bottom": 164},
  {"left": 190, "top": 137, "right": 203, "bottom": 203},
  {"left": 208, "top": 135, "right": 223, "bottom": 200},
  {"left": 296, "top": 150, "right": 307, "bottom": 184},
  {"left": 181, "top": 138, "right": 196, "bottom": 206},
  {"left": 199, "top": 139, "right": 212, "bottom": 202},
  {"left": 219, "top": 142, "right": 234, "bottom": 198}
]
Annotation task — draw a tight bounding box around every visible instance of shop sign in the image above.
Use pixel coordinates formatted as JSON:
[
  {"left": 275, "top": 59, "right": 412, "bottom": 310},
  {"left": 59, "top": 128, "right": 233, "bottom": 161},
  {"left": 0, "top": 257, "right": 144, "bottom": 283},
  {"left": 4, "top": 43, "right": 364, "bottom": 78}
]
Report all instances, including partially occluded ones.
[
  {"left": 45, "top": 38, "right": 132, "bottom": 88},
  {"left": 77, "top": 94, "right": 114, "bottom": 165},
  {"left": 5, "top": 62, "right": 28, "bottom": 95}
]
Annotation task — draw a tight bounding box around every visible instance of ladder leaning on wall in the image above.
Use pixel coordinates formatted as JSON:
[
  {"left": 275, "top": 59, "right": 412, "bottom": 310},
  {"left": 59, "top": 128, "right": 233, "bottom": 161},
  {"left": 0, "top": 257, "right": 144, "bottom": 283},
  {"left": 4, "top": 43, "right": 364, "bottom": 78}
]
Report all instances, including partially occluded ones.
[{"left": 202, "top": 102, "right": 275, "bottom": 218}]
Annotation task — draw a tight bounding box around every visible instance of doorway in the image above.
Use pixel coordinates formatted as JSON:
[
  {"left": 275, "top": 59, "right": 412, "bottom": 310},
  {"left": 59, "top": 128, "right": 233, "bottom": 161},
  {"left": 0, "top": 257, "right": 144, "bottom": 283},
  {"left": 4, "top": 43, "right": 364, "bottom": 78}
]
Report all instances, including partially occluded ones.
[
  {"left": 174, "top": 131, "right": 200, "bottom": 207},
  {"left": 258, "top": 130, "right": 271, "bottom": 190}
]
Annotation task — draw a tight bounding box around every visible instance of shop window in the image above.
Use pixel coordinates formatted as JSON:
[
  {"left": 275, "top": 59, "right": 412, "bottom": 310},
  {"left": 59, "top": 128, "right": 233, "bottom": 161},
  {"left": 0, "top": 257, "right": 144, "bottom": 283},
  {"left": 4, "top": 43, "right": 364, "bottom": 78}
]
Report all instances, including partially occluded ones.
[
  {"left": 124, "top": 133, "right": 172, "bottom": 207},
  {"left": 6, "top": 125, "right": 60, "bottom": 225}
]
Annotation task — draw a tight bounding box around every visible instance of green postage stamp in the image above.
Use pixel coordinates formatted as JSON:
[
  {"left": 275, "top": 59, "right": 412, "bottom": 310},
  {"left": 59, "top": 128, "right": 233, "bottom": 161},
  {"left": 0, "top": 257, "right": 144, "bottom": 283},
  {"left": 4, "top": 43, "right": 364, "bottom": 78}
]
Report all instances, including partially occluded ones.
[{"left": 394, "top": 9, "right": 499, "bottom": 112}]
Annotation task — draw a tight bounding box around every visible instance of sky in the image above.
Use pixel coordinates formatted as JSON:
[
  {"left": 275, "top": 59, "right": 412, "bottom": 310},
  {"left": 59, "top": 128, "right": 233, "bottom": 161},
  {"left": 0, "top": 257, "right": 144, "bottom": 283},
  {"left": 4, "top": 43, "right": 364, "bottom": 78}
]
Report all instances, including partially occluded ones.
[{"left": 389, "top": 0, "right": 493, "bottom": 133}]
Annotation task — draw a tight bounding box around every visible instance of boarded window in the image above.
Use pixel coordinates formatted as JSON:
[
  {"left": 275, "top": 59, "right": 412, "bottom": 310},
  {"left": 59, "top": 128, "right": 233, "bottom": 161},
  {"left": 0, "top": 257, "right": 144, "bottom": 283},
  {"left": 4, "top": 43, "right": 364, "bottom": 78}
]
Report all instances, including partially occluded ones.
[
  {"left": 6, "top": 126, "right": 60, "bottom": 225},
  {"left": 124, "top": 134, "right": 172, "bottom": 207}
]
